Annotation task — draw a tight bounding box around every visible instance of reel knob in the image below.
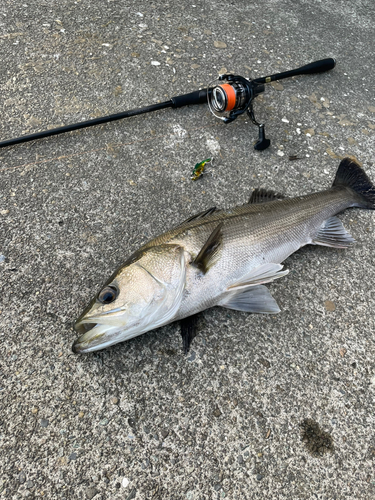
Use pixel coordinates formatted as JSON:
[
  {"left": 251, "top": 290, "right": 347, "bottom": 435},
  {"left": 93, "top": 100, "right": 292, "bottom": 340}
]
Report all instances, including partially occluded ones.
[{"left": 254, "top": 124, "right": 270, "bottom": 151}]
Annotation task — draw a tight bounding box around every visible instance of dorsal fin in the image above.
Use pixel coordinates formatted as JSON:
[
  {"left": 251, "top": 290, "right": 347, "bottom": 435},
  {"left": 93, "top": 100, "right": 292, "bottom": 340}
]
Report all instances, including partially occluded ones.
[
  {"left": 178, "top": 206, "right": 217, "bottom": 226},
  {"left": 249, "top": 188, "right": 285, "bottom": 204},
  {"left": 192, "top": 223, "right": 223, "bottom": 274}
]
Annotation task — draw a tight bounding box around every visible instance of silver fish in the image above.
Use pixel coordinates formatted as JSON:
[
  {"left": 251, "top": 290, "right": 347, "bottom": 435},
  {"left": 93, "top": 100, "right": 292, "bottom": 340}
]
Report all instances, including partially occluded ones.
[{"left": 72, "top": 158, "right": 375, "bottom": 354}]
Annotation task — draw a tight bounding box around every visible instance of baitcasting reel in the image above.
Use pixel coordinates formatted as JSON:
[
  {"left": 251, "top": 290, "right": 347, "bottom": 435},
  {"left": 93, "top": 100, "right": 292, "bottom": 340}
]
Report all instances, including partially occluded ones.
[{"left": 208, "top": 74, "right": 269, "bottom": 150}]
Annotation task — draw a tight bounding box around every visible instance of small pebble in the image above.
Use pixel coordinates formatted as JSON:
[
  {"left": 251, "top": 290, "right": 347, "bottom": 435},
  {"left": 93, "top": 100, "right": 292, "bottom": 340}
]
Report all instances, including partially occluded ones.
[
  {"left": 304, "top": 128, "right": 315, "bottom": 136},
  {"left": 340, "top": 348, "right": 347, "bottom": 358},
  {"left": 85, "top": 487, "right": 99, "bottom": 500},
  {"left": 324, "top": 300, "right": 336, "bottom": 312},
  {"left": 270, "top": 81, "right": 284, "bottom": 91},
  {"left": 213, "top": 408, "right": 222, "bottom": 417},
  {"left": 111, "top": 397, "right": 119, "bottom": 405},
  {"left": 122, "top": 477, "right": 130, "bottom": 488},
  {"left": 69, "top": 452, "right": 77, "bottom": 461},
  {"left": 18, "top": 472, "right": 26, "bottom": 484},
  {"left": 40, "top": 419, "right": 49, "bottom": 428},
  {"left": 187, "top": 351, "right": 196, "bottom": 362},
  {"left": 128, "top": 418, "right": 136, "bottom": 428},
  {"left": 25, "top": 480, "right": 34, "bottom": 489},
  {"left": 125, "top": 488, "right": 137, "bottom": 500}
]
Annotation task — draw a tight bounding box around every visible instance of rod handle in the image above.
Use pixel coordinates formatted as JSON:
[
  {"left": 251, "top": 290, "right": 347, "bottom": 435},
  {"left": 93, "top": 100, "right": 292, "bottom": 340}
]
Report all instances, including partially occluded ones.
[
  {"left": 171, "top": 89, "right": 210, "bottom": 108},
  {"left": 289, "top": 57, "right": 336, "bottom": 75},
  {"left": 253, "top": 58, "right": 336, "bottom": 84}
]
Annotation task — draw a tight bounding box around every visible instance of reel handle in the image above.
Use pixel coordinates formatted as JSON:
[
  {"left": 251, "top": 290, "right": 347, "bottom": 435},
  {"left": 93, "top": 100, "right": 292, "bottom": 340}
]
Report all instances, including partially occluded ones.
[{"left": 253, "top": 57, "right": 336, "bottom": 84}]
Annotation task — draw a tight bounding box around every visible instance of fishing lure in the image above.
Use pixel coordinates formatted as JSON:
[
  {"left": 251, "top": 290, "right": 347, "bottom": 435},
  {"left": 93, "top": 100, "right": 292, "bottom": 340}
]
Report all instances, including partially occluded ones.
[{"left": 191, "top": 158, "right": 213, "bottom": 180}]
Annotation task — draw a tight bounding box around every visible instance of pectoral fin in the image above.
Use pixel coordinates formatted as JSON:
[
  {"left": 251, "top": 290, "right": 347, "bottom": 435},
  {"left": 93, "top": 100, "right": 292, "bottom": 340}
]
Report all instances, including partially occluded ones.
[
  {"left": 192, "top": 223, "right": 223, "bottom": 274},
  {"left": 313, "top": 216, "right": 355, "bottom": 248},
  {"left": 219, "top": 285, "right": 280, "bottom": 314},
  {"left": 227, "top": 263, "right": 288, "bottom": 290},
  {"left": 180, "top": 314, "right": 199, "bottom": 354}
]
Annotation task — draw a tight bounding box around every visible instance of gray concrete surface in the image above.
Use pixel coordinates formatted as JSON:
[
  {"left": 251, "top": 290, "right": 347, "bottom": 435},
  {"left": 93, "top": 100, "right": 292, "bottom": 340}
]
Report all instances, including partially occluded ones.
[{"left": 1, "top": 1, "right": 375, "bottom": 498}]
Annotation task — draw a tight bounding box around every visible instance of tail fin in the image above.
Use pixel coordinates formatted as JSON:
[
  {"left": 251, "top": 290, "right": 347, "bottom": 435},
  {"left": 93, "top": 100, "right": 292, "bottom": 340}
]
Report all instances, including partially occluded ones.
[{"left": 333, "top": 158, "right": 375, "bottom": 209}]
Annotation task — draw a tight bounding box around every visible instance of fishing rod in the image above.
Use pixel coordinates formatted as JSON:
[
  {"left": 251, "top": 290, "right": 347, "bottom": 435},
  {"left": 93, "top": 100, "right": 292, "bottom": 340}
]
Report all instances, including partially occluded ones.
[{"left": 0, "top": 57, "right": 335, "bottom": 151}]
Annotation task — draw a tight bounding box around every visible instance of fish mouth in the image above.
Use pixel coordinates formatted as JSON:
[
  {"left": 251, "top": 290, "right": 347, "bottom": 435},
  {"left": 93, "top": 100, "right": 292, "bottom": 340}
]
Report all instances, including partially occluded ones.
[
  {"left": 74, "top": 322, "right": 98, "bottom": 336},
  {"left": 72, "top": 321, "right": 121, "bottom": 354}
]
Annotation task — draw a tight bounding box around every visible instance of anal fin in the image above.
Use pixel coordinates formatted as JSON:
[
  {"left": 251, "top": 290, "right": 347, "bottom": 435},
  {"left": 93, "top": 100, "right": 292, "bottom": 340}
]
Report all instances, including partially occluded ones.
[
  {"left": 313, "top": 216, "right": 355, "bottom": 248},
  {"left": 180, "top": 314, "right": 199, "bottom": 354},
  {"left": 219, "top": 285, "right": 280, "bottom": 314}
]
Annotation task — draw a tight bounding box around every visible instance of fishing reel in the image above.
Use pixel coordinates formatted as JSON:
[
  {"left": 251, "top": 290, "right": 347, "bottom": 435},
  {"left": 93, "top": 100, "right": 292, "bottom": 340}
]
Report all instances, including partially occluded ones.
[{"left": 207, "top": 74, "right": 270, "bottom": 150}]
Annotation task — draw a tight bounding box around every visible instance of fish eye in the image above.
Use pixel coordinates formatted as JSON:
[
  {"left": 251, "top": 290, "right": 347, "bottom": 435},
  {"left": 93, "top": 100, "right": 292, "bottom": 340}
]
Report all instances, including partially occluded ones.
[{"left": 98, "top": 285, "right": 118, "bottom": 304}]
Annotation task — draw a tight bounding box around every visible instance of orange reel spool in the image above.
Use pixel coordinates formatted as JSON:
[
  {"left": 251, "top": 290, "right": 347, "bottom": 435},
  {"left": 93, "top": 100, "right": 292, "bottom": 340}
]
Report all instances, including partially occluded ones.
[{"left": 217, "top": 84, "right": 237, "bottom": 111}]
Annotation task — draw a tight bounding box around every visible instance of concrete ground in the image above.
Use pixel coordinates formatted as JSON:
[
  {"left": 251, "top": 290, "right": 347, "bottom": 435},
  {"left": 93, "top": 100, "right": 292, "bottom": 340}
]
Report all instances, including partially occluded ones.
[{"left": 1, "top": 1, "right": 374, "bottom": 498}]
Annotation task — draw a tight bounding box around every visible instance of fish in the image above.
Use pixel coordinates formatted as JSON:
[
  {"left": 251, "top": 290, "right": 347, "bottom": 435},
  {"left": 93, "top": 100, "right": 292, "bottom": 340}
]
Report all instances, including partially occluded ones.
[{"left": 72, "top": 158, "right": 375, "bottom": 354}]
